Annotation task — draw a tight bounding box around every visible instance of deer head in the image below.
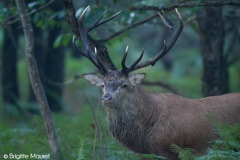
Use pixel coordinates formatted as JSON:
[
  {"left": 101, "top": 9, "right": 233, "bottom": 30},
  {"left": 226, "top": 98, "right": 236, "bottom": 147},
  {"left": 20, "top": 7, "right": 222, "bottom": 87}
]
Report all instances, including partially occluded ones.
[
  {"left": 83, "top": 70, "right": 146, "bottom": 107},
  {"left": 74, "top": 6, "right": 183, "bottom": 107}
]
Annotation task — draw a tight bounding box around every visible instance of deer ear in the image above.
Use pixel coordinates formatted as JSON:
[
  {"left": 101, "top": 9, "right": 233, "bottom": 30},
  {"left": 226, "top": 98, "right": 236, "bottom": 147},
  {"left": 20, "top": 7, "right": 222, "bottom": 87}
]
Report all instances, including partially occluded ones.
[
  {"left": 129, "top": 73, "right": 146, "bottom": 86},
  {"left": 83, "top": 74, "right": 103, "bottom": 86}
]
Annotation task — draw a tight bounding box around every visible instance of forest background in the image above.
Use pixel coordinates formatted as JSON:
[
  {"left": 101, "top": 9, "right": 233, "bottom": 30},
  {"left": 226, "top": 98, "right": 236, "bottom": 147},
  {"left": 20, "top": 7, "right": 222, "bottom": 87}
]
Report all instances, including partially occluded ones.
[{"left": 0, "top": 0, "right": 240, "bottom": 159}]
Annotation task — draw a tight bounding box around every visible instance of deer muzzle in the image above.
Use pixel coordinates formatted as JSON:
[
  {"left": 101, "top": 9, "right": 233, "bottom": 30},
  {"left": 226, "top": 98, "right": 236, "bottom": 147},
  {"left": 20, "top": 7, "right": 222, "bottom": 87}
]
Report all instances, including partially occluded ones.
[{"left": 102, "top": 92, "right": 113, "bottom": 105}]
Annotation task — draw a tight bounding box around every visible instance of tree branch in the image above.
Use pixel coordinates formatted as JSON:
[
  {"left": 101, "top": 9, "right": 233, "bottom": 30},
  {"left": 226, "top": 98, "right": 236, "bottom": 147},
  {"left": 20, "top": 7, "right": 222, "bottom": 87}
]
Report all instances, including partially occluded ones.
[
  {"left": 60, "top": 0, "right": 240, "bottom": 73},
  {"left": 130, "top": 0, "right": 240, "bottom": 11},
  {"left": 99, "top": 13, "right": 159, "bottom": 42},
  {"left": 60, "top": 0, "right": 79, "bottom": 36},
  {"left": 14, "top": 0, "right": 61, "bottom": 159},
  {"left": 42, "top": 72, "right": 179, "bottom": 95},
  {"left": 1, "top": 0, "right": 56, "bottom": 27},
  {"left": 142, "top": 80, "right": 179, "bottom": 94},
  {"left": 100, "top": 0, "right": 240, "bottom": 43}
]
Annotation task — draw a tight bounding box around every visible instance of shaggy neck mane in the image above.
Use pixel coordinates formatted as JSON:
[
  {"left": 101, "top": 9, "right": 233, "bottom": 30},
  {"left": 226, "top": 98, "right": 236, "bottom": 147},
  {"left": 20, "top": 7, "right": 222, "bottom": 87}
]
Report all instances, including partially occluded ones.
[{"left": 105, "top": 86, "right": 160, "bottom": 153}]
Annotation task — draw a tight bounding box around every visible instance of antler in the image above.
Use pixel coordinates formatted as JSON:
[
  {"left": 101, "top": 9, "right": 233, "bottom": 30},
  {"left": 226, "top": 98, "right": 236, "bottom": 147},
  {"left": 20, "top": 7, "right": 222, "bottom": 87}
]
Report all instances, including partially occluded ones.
[
  {"left": 73, "top": 6, "right": 121, "bottom": 74},
  {"left": 121, "top": 8, "right": 183, "bottom": 75}
]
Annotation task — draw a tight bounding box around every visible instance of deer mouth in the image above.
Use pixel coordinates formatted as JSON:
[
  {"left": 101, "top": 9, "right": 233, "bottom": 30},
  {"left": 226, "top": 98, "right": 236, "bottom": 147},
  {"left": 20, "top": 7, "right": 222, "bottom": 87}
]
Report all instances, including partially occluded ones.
[{"left": 102, "top": 101, "right": 115, "bottom": 107}]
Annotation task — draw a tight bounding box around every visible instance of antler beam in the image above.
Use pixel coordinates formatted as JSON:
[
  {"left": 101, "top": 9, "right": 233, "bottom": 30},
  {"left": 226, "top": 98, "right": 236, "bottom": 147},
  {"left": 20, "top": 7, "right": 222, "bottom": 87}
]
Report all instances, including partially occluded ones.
[
  {"left": 73, "top": 6, "right": 120, "bottom": 74},
  {"left": 121, "top": 8, "right": 183, "bottom": 75}
]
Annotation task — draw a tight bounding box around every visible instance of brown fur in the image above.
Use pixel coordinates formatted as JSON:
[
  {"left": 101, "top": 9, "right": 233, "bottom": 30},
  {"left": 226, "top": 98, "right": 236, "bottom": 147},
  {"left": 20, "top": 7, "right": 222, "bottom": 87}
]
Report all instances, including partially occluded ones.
[
  {"left": 83, "top": 71, "right": 240, "bottom": 159},
  {"left": 106, "top": 87, "right": 240, "bottom": 159}
]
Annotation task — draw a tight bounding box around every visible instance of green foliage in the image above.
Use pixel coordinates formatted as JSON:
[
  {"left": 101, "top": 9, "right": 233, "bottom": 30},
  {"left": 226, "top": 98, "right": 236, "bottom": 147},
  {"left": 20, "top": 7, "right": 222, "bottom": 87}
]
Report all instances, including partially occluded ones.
[
  {"left": 53, "top": 33, "right": 72, "bottom": 48},
  {"left": 1, "top": 0, "right": 240, "bottom": 160},
  {"left": 4, "top": 105, "right": 239, "bottom": 160},
  {"left": 0, "top": 105, "right": 139, "bottom": 160},
  {"left": 76, "top": 138, "right": 85, "bottom": 160},
  {"left": 229, "top": 62, "right": 240, "bottom": 92},
  {"left": 0, "top": 116, "right": 49, "bottom": 156},
  {"left": 139, "top": 154, "right": 166, "bottom": 160},
  {"left": 171, "top": 144, "right": 195, "bottom": 160},
  {"left": 199, "top": 123, "right": 240, "bottom": 160},
  {"left": 172, "top": 123, "right": 240, "bottom": 160}
]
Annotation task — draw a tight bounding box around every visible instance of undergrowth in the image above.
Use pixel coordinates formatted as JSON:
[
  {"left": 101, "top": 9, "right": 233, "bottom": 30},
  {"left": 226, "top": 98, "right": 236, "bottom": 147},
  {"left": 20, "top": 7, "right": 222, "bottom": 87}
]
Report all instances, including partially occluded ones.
[
  {"left": 172, "top": 123, "right": 240, "bottom": 160},
  {"left": 0, "top": 106, "right": 139, "bottom": 160},
  {"left": 1, "top": 105, "right": 239, "bottom": 160}
]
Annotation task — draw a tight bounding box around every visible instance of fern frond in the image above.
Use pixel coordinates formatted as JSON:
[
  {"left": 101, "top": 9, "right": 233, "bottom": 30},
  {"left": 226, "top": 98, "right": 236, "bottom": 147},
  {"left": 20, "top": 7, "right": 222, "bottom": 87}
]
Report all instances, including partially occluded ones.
[
  {"left": 76, "top": 138, "right": 84, "bottom": 160},
  {"left": 171, "top": 144, "right": 195, "bottom": 160}
]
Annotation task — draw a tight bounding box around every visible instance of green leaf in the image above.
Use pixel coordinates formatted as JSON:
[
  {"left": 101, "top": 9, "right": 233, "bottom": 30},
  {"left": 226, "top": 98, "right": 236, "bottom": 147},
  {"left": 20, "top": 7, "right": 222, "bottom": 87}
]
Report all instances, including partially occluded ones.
[{"left": 53, "top": 34, "right": 63, "bottom": 48}]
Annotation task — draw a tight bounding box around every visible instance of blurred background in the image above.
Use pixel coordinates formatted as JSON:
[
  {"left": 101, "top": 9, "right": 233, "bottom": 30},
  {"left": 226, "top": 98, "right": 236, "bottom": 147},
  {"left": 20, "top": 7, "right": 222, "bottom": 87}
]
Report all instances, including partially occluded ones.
[{"left": 0, "top": 0, "right": 240, "bottom": 159}]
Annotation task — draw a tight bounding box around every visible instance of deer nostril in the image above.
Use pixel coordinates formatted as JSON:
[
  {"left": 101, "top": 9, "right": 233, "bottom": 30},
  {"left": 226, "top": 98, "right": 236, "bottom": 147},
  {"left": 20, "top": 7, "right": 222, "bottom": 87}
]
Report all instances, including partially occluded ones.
[{"left": 102, "top": 93, "right": 112, "bottom": 101}]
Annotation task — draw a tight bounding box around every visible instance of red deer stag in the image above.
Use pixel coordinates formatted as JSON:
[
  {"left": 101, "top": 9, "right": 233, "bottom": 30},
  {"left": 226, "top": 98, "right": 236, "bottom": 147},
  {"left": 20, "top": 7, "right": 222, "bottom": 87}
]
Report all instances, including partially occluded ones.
[{"left": 74, "top": 6, "right": 240, "bottom": 160}]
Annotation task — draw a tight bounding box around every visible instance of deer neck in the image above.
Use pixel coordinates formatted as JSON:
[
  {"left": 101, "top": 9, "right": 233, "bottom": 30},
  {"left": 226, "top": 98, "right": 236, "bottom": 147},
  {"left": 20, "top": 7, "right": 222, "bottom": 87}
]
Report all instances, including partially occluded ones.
[
  {"left": 105, "top": 86, "right": 157, "bottom": 119},
  {"left": 105, "top": 86, "right": 160, "bottom": 153}
]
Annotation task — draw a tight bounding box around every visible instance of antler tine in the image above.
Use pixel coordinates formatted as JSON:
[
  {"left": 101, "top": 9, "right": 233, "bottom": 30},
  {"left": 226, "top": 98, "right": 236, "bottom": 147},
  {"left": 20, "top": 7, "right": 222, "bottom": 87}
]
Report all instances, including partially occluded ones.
[
  {"left": 132, "top": 41, "right": 167, "bottom": 71},
  {"left": 93, "top": 11, "right": 121, "bottom": 29},
  {"left": 158, "top": 10, "right": 173, "bottom": 30},
  {"left": 121, "top": 46, "right": 129, "bottom": 74},
  {"left": 89, "top": 10, "right": 107, "bottom": 32},
  {"left": 89, "top": 10, "right": 121, "bottom": 32},
  {"left": 75, "top": 6, "right": 109, "bottom": 74},
  {"left": 128, "top": 8, "right": 183, "bottom": 73},
  {"left": 78, "top": 5, "right": 90, "bottom": 29},
  {"left": 164, "top": 8, "right": 183, "bottom": 53},
  {"left": 127, "top": 48, "right": 144, "bottom": 73},
  {"left": 72, "top": 35, "right": 87, "bottom": 57},
  {"left": 73, "top": 36, "right": 103, "bottom": 71},
  {"left": 94, "top": 47, "right": 109, "bottom": 72}
]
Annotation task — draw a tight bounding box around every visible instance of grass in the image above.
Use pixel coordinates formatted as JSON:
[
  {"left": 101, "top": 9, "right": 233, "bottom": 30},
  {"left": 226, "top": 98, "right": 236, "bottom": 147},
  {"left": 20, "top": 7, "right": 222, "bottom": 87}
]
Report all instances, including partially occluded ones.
[
  {"left": 0, "top": 104, "right": 140, "bottom": 160},
  {"left": 2, "top": 106, "right": 239, "bottom": 160}
]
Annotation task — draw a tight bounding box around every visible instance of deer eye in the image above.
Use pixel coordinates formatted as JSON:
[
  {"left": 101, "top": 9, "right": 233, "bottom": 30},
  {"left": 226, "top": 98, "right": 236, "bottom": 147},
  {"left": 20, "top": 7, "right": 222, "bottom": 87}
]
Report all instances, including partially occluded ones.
[
  {"left": 121, "top": 84, "right": 128, "bottom": 89},
  {"left": 101, "top": 84, "right": 104, "bottom": 88}
]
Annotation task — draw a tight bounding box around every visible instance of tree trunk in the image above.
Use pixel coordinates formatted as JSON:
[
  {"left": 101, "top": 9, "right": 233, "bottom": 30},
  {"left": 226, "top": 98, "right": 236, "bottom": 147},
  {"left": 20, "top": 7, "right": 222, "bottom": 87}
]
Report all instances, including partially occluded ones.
[
  {"left": 196, "top": 6, "right": 229, "bottom": 97},
  {"left": 28, "top": 25, "right": 46, "bottom": 114},
  {"left": 15, "top": 0, "right": 61, "bottom": 158},
  {"left": 1, "top": 24, "right": 20, "bottom": 112}
]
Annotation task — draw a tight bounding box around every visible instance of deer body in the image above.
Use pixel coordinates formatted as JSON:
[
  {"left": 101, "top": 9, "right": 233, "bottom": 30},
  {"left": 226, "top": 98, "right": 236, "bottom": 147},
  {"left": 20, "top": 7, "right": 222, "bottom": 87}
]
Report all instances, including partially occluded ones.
[
  {"left": 84, "top": 71, "right": 240, "bottom": 159},
  {"left": 107, "top": 88, "right": 240, "bottom": 158},
  {"left": 76, "top": 6, "right": 240, "bottom": 159}
]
